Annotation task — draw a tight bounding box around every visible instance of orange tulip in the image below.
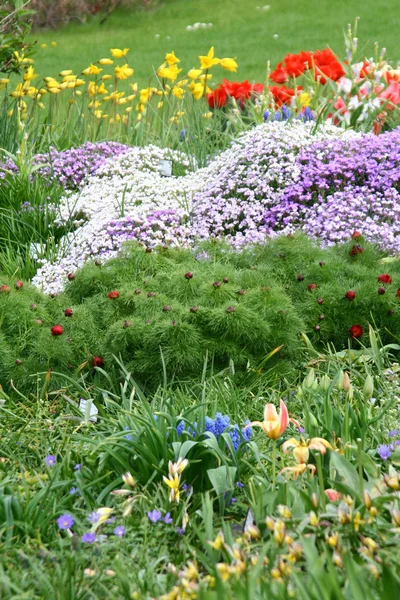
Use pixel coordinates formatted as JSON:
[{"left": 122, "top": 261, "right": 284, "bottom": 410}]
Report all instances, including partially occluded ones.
[{"left": 282, "top": 436, "right": 332, "bottom": 464}]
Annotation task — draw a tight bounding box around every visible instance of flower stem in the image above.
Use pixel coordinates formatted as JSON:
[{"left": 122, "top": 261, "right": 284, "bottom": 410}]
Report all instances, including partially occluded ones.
[
  {"left": 272, "top": 439, "right": 277, "bottom": 489},
  {"left": 316, "top": 453, "right": 326, "bottom": 510}
]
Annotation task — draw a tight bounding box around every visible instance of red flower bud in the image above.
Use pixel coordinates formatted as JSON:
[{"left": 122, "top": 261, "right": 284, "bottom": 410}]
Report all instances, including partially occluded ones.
[
  {"left": 147, "top": 291, "right": 156, "bottom": 298},
  {"left": 226, "top": 306, "right": 236, "bottom": 313},
  {"left": 319, "top": 314, "right": 325, "bottom": 320},
  {"left": 64, "top": 308, "right": 73, "bottom": 317},
  {"left": 345, "top": 290, "right": 356, "bottom": 301},
  {"left": 349, "top": 244, "right": 364, "bottom": 256},
  {"left": 30, "top": 303, "right": 37, "bottom": 311},
  {"left": 91, "top": 356, "right": 104, "bottom": 368},
  {"left": 349, "top": 324, "right": 363, "bottom": 339},
  {"left": 352, "top": 231, "right": 362, "bottom": 239},
  {"left": 314, "top": 324, "right": 321, "bottom": 332},
  {"left": 213, "top": 281, "right": 222, "bottom": 288},
  {"left": 51, "top": 325, "right": 63, "bottom": 336},
  {"left": 108, "top": 290, "right": 119, "bottom": 299},
  {"left": 185, "top": 272, "right": 193, "bottom": 279},
  {"left": 297, "top": 274, "right": 304, "bottom": 282},
  {"left": 308, "top": 283, "right": 317, "bottom": 291},
  {"left": 378, "top": 274, "right": 392, "bottom": 284},
  {"left": 15, "top": 280, "right": 23, "bottom": 289},
  {"left": 123, "top": 320, "right": 132, "bottom": 328},
  {"left": 378, "top": 287, "right": 386, "bottom": 295},
  {"left": 317, "top": 297, "right": 324, "bottom": 305},
  {"left": 223, "top": 277, "right": 229, "bottom": 283},
  {"left": 1, "top": 285, "right": 11, "bottom": 293},
  {"left": 162, "top": 305, "right": 172, "bottom": 312},
  {"left": 319, "top": 261, "right": 325, "bottom": 267},
  {"left": 15, "top": 359, "right": 22, "bottom": 366},
  {"left": 190, "top": 306, "right": 199, "bottom": 313},
  {"left": 67, "top": 273, "right": 75, "bottom": 281}
]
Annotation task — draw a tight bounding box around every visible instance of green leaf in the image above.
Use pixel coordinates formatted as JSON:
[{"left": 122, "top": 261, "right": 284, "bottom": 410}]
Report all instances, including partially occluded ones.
[
  {"left": 330, "top": 452, "right": 359, "bottom": 493},
  {"left": 207, "top": 466, "right": 236, "bottom": 496}
]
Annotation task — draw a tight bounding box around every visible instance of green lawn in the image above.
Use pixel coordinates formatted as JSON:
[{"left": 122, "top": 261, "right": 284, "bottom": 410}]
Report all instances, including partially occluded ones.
[{"left": 30, "top": 0, "right": 400, "bottom": 85}]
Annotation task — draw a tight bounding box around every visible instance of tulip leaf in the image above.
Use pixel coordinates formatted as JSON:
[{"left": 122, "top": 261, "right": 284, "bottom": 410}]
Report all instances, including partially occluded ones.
[
  {"left": 330, "top": 451, "right": 359, "bottom": 492},
  {"left": 207, "top": 466, "right": 237, "bottom": 496}
]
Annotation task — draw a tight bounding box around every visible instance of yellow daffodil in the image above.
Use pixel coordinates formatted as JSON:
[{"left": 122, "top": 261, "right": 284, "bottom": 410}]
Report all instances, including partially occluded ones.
[
  {"left": 282, "top": 436, "right": 332, "bottom": 464},
  {"left": 40, "top": 43, "right": 47, "bottom": 49},
  {"left": 51, "top": 41, "right": 57, "bottom": 47},
  {"left": 10, "top": 83, "right": 25, "bottom": 98},
  {"left": 59, "top": 70, "right": 72, "bottom": 77},
  {"left": 165, "top": 51, "right": 180, "bottom": 66},
  {"left": 0, "top": 78, "right": 9, "bottom": 85},
  {"left": 101, "top": 74, "right": 112, "bottom": 81},
  {"left": 188, "top": 68, "right": 203, "bottom": 79},
  {"left": 110, "top": 48, "right": 129, "bottom": 58},
  {"left": 157, "top": 63, "right": 181, "bottom": 82},
  {"left": 189, "top": 81, "right": 210, "bottom": 100},
  {"left": 115, "top": 64, "right": 134, "bottom": 80},
  {"left": 99, "top": 58, "right": 113, "bottom": 65},
  {"left": 219, "top": 57, "right": 238, "bottom": 72},
  {"left": 139, "top": 87, "right": 152, "bottom": 103},
  {"left": 199, "top": 46, "right": 220, "bottom": 69},
  {"left": 172, "top": 85, "right": 185, "bottom": 99},
  {"left": 82, "top": 64, "right": 102, "bottom": 76}
]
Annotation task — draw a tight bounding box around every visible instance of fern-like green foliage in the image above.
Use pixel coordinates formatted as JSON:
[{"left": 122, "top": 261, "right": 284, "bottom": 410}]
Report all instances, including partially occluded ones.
[{"left": 1, "top": 234, "right": 400, "bottom": 392}]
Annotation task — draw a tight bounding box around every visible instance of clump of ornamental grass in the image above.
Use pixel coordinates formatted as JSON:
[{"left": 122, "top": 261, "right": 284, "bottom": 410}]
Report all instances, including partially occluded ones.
[{"left": 3, "top": 235, "right": 400, "bottom": 393}]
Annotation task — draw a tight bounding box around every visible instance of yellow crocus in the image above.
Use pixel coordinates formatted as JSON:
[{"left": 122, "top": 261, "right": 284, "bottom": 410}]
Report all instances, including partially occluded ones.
[
  {"left": 99, "top": 58, "right": 113, "bottom": 65},
  {"left": 165, "top": 51, "right": 180, "bottom": 66},
  {"left": 82, "top": 64, "right": 102, "bottom": 76},
  {"left": 111, "top": 48, "right": 129, "bottom": 58},
  {"left": 188, "top": 68, "right": 203, "bottom": 79},
  {"left": 199, "top": 47, "right": 220, "bottom": 69},
  {"left": 115, "top": 64, "right": 134, "bottom": 80},
  {"left": 219, "top": 57, "right": 238, "bottom": 72}
]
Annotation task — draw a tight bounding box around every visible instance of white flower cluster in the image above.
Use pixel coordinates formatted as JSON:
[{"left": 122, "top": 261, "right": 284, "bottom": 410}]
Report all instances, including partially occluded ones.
[
  {"left": 186, "top": 23, "right": 213, "bottom": 31},
  {"left": 32, "top": 122, "right": 354, "bottom": 295}
]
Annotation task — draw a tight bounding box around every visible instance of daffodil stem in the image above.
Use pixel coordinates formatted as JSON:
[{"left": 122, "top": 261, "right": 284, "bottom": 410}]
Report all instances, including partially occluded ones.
[
  {"left": 271, "top": 439, "right": 277, "bottom": 489},
  {"left": 316, "top": 453, "right": 326, "bottom": 510},
  {"left": 357, "top": 438, "right": 364, "bottom": 495}
]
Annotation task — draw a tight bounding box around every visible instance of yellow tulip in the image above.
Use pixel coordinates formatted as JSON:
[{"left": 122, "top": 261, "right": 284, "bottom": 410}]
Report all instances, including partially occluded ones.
[
  {"left": 157, "top": 63, "right": 181, "bottom": 82},
  {"left": 282, "top": 436, "right": 332, "bottom": 464},
  {"left": 10, "top": 84, "right": 25, "bottom": 98},
  {"left": 110, "top": 48, "right": 129, "bottom": 58},
  {"left": 165, "top": 51, "right": 180, "bottom": 66},
  {"left": 199, "top": 47, "right": 220, "bottom": 69},
  {"left": 115, "top": 64, "right": 134, "bottom": 80},
  {"left": 219, "top": 57, "right": 238, "bottom": 72},
  {"left": 188, "top": 68, "right": 203, "bottom": 79},
  {"left": 99, "top": 58, "right": 113, "bottom": 65},
  {"left": 82, "top": 64, "right": 102, "bottom": 76}
]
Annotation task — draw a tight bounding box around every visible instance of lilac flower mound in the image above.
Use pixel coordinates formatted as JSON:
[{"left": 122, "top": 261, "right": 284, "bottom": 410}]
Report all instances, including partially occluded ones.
[
  {"left": 268, "top": 128, "right": 400, "bottom": 253},
  {"left": 1, "top": 142, "right": 129, "bottom": 190}
]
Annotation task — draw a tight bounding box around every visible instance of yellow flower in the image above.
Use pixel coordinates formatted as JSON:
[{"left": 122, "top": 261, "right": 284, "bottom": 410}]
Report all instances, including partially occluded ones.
[
  {"left": 59, "top": 70, "right": 72, "bottom": 77},
  {"left": 282, "top": 436, "right": 332, "bottom": 464},
  {"left": 172, "top": 85, "right": 185, "bottom": 99},
  {"left": 163, "top": 473, "right": 181, "bottom": 503},
  {"left": 202, "top": 112, "right": 213, "bottom": 119},
  {"left": 99, "top": 58, "right": 113, "bottom": 65},
  {"left": 209, "top": 532, "right": 224, "bottom": 550},
  {"left": 157, "top": 63, "right": 181, "bottom": 82},
  {"left": 189, "top": 81, "right": 209, "bottom": 100},
  {"left": 10, "top": 83, "right": 25, "bottom": 98},
  {"left": 165, "top": 51, "right": 180, "bottom": 66},
  {"left": 48, "top": 87, "right": 61, "bottom": 94},
  {"left": 280, "top": 463, "right": 316, "bottom": 479},
  {"left": 91, "top": 507, "right": 113, "bottom": 531},
  {"left": 82, "top": 64, "right": 102, "bottom": 76},
  {"left": 188, "top": 68, "right": 203, "bottom": 79},
  {"left": 0, "top": 78, "right": 9, "bottom": 85},
  {"left": 139, "top": 87, "right": 152, "bottom": 104},
  {"left": 115, "top": 64, "right": 134, "bottom": 80},
  {"left": 299, "top": 92, "right": 311, "bottom": 107},
  {"left": 24, "top": 66, "right": 37, "bottom": 81},
  {"left": 111, "top": 48, "right": 129, "bottom": 58},
  {"left": 101, "top": 74, "right": 112, "bottom": 81},
  {"left": 246, "top": 399, "right": 292, "bottom": 440},
  {"left": 219, "top": 57, "right": 238, "bottom": 72},
  {"left": 51, "top": 41, "right": 57, "bottom": 47},
  {"left": 199, "top": 46, "right": 220, "bottom": 69},
  {"left": 40, "top": 43, "right": 47, "bottom": 49}
]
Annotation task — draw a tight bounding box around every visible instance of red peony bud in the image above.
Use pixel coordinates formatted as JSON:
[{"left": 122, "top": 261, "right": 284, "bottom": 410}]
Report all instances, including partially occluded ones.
[
  {"left": 184, "top": 272, "right": 193, "bottom": 279},
  {"left": 226, "top": 306, "right": 236, "bottom": 313},
  {"left": 162, "top": 305, "right": 172, "bottom": 312},
  {"left": 64, "top": 308, "right": 73, "bottom": 317},
  {"left": 35, "top": 318, "right": 43, "bottom": 326},
  {"left": 147, "top": 291, "right": 156, "bottom": 298},
  {"left": 352, "top": 231, "right": 362, "bottom": 240},
  {"left": 91, "top": 356, "right": 104, "bottom": 368},
  {"left": 67, "top": 273, "right": 75, "bottom": 281},
  {"left": 317, "top": 297, "right": 324, "bottom": 305},
  {"left": 237, "top": 289, "right": 246, "bottom": 296},
  {"left": 319, "top": 261, "right": 325, "bottom": 267},
  {"left": 308, "top": 283, "right": 317, "bottom": 291},
  {"left": 123, "top": 320, "right": 132, "bottom": 328},
  {"left": 134, "top": 288, "right": 142, "bottom": 295},
  {"left": 297, "top": 274, "right": 304, "bottom": 282},
  {"left": 378, "top": 274, "right": 392, "bottom": 284},
  {"left": 15, "top": 280, "right": 23, "bottom": 289},
  {"left": 15, "top": 359, "right": 22, "bottom": 366},
  {"left": 1, "top": 285, "right": 11, "bottom": 293},
  {"left": 378, "top": 287, "right": 386, "bottom": 295},
  {"left": 190, "top": 306, "right": 199, "bottom": 313},
  {"left": 30, "top": 303, "right": 37, "bottom": 311},
  {"left": 319, "top": 314, "right": 325, "bottom": 320},
  {"left": 213, "top": 281, "right": 222, "bottom": 288},
  {"left": 223, "top": 277, "right": 229, "bottom": 283},
  {"left": 51, "top": 325, "right": 63, "bottom": 336},
  {"left": 108, "top": 290, "right": 119, "bottom": 300},
  {"left": 314, "top": 324, "right": 321, "bottom": 332},
  {"left": 345, "top": 291, "right": 356, "bottom": 301},
  {"left": 349, "top": 324, "right": 363, "bottom": 339}
]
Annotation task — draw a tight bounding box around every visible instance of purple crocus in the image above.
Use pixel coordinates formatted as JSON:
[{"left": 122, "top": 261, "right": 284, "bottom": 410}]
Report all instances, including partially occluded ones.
[
  {"left": 81, "top": 532, "right": 96, "bottom": 543},
  {"left": 163, "top": 512, "right": 173, "bottom": 524},
  {"left": 377, "top": 444, "right": 392, "bottom": 460},
  {"left": 113, "top": 526, "right": 125, "bottom": 537},
  {"left": 45, "top": 455, "right": 56, "bottom": 467}
]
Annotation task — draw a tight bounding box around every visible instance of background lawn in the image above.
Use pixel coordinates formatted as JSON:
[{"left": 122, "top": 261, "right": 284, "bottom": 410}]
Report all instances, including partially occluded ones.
[{"left": 30, "top": 0, "right": 400, "bottom": 85}]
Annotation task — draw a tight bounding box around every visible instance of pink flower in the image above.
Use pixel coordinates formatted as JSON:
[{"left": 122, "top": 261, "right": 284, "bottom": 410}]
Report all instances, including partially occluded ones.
[{"left": 325, "top": 489, "right": 341, "bottom": 502}]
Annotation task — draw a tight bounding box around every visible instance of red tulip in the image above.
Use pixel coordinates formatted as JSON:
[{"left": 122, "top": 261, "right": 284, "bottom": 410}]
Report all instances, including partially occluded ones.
[
  {"left": 325, "top": 489, "right": 341, "bottom": 502},
  {"left": 51, "top": 325, "right": 63, "bottom": 336}
]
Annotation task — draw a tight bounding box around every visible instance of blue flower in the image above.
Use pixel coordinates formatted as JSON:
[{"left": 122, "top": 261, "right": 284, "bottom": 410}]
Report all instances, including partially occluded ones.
[
  {"left": 57, "top": 514, "right": 74, "bottom": 530},
  {"left": 263, "top": 110, "right": 270, "bottom": 122},
  {"left": 113, "top": 526, "right": 125, "bottom": 538},
  {"left": 45, "top": 455, "right": 56, "bottom": 467},
  {"left": 74, "top": 463, "right": 82, "bottom": 471},
  {"left": 176, "top": 420, "right": 185, "bottom": 436},
  {"left": 377, "top": 444, "right": 392, "bottom": 460},
  {"left": 87, "top": 511, "right": 100, "bottom": 524},
  {"left": 69, "top": 487, "right": 79, "bottom": 495},
  {"left": 229, "top": 425, "right": 241, "bottom": 450},
  {"left": 205, "top": 416, "right": 216, "bottom": 435},
  {"left": 147, "top": 509, "right": 162, "bottom": 523},
  {"left": 241, "top": 421, "right": 252, "bottom": 442},
  {"left": 81, "top": 532, "right": 96, "bottom": 543},
  {"left": 163, "top": 512, "right": 173, "bottom": 524},
  {"left": 214, "top": 413, "right": 230, "bottom": 437},
  {"left": 236, "top": 481, "right": 245, "bottom": 488},
  {"left": 299, "top": 106, "right": 314, "bottom": 122}
]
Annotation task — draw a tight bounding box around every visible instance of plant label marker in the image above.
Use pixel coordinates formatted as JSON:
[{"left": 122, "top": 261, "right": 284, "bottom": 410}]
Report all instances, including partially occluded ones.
[
  {"left": 79, "top": 399, "right": 98, "bottom": 423},
  {"left": 159, "top": 159, "right": 172, "bottom": 177}
]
